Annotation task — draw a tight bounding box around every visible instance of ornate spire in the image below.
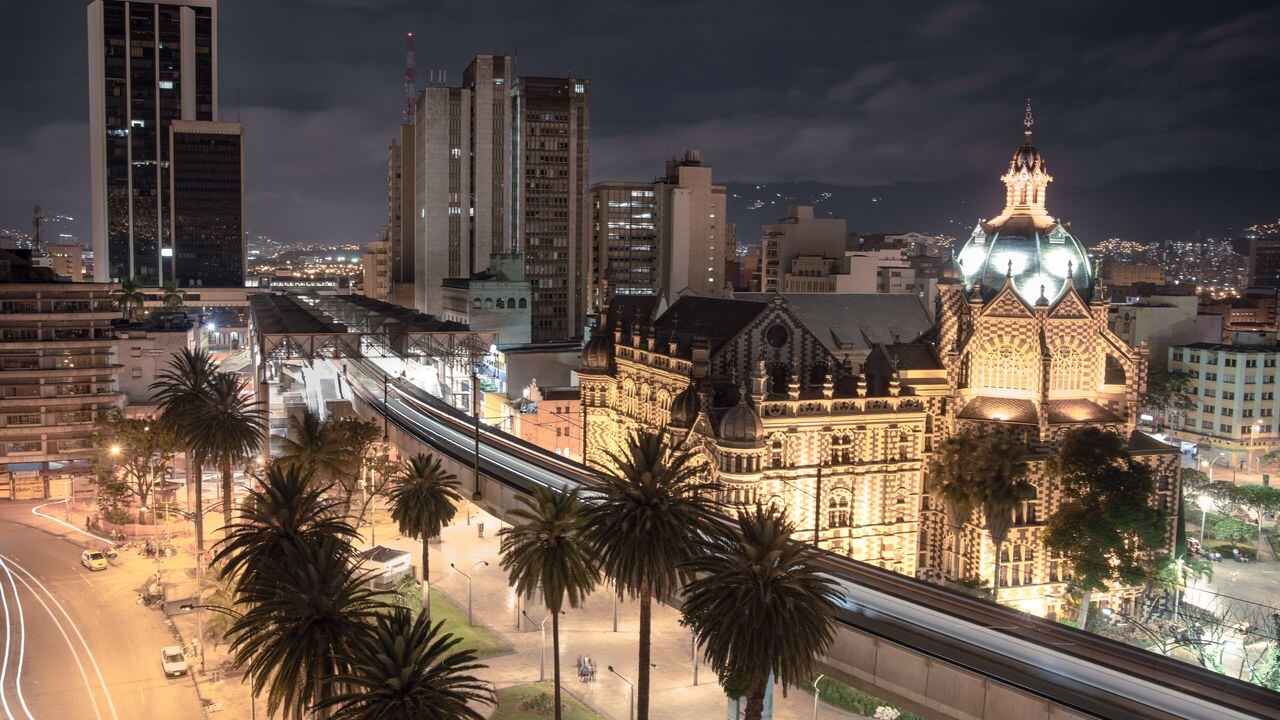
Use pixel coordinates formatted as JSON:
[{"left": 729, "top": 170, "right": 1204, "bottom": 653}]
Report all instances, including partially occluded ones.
[{"left": 1024, "top": 97, "right": 1034, "bottom": 138}]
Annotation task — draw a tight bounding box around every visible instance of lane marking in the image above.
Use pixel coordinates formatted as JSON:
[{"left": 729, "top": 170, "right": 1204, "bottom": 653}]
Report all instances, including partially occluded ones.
[
  {"left": 0, "top": 562, "right": 35, "bottom": 720},
  {"left": 0, "top": 560, "right": 15, "bottom": 720},
  {"left": 0, "top": 556, "right": 117, "bottom": 720}
]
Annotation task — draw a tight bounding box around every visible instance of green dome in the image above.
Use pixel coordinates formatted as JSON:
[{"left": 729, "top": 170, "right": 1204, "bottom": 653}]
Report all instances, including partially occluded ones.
[{"left": 956, "top": 219, "right": 1090, "bottom": 303}]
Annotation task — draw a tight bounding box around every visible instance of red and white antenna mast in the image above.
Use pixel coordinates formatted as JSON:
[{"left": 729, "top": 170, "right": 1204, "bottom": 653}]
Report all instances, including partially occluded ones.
[{"left": 403, "top": 32, "right": 416, "bottom": 124}]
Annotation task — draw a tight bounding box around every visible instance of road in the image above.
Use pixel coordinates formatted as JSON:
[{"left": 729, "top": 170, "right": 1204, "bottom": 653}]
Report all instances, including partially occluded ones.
[{"left": 0, "top": 501, "right": 205, "bottom": 720}]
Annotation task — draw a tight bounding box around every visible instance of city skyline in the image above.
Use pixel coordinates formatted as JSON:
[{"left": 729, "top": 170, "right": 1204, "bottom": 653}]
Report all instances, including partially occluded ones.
[{"left": 1, "top": 1, "right": 1278, "bottom": 247}]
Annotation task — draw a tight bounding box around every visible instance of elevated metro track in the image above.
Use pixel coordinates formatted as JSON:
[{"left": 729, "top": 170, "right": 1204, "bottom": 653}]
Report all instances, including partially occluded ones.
[{"left": 338, "top": 356, "right": 1278, "bottom": 720}]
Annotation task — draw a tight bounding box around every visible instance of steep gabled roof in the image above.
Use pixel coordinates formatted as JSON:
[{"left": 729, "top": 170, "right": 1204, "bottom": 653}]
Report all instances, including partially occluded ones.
[
  {"left": 734, "top": 293, "right": 932, "bottom": 356},
  {"left": 652, "top": 296, "right": 769, "bottom": 354}
]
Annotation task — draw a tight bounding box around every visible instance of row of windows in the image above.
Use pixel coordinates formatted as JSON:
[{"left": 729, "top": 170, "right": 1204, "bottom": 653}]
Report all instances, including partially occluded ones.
[
  {"left": 472, "top": 297, "right": 528, "bottom": 310},
  {"left": 1173, "top": 350, "right": 1278, "bottom": 367}
]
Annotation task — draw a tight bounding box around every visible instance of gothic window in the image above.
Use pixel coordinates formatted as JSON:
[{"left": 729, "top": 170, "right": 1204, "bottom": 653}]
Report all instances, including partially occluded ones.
[
  {"left": 897, "top": 430, "right": 912, "bottom": 460},
  {"left": 1051, "top": 346, "right": 1085, "bottom": 392},
  {"left": 768, "top": 362, "right": 790, "bottom": 395},
  {"left": 999, "top": 544, "right": 1035, "bottom": 588},
  {"left": 770, "top": 434, "right": 784, "bottom": 468},
  {"left": 977, "top": 343, "right": 1032, "bottom": 393},
  {"left": 893, "top": 486, "right": 909, "bottom": 523},
  {"left": 1013, "top": 486, "right": 1039, "bottom": 525},
  {"left": 831, "top": 433, "right": 853, "bottom": 464},
  {"left": 828, "top": 489, "right": 852, "bottom": 528},
  {"left": 808, "top": 361, "right": 828, "bottom": 387}
]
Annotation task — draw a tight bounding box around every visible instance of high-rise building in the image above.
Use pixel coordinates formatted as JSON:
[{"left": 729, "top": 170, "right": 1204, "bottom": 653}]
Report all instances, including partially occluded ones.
[
  {"left": 413, "top": 56, "right": 589, "bottom": 343},
  {"left": 588, "top": 150, "right": 726, "bottom": 313},
  {"left": 387, "top": 126, "right": 415, "bottom": 307},
  {"left": 1248, "top": 237, "right": 1280, "bottom": 290},
  {"left": 361, "top": 240, "right": 391, "bottom": 301},
  {"left": 514, "top": 76, "right": 590, "bottom": 342},
  {"left": 169, "top": 120, "right": 244, "bottom": 287},
  {"left": 87, "top": 0, "right": 219, "bottom": 285},
  {"left": 755, "top": 206, "right": 846, "bottom": 293},
  {"left": 415, "top": 55, "right": 515, "bottom": 316}
]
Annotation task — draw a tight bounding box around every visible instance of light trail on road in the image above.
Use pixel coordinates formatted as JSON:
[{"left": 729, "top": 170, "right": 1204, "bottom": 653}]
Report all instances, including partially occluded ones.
[
  {"left": 0, "top": 561, "right": 34, "bottom": 720},
  {"left": 0, "top": 555, "right": 118, "bottom": 720}
]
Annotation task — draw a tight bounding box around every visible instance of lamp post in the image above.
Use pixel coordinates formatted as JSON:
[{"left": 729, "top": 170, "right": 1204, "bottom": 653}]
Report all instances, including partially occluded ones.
[
  {"left": 1251, "top": 421, "right": 1263, "bottom": 473},
  {"left": 813, "top": 673, "right": 826, "bottom": 720},
  {"left": 1197, "top": 494, "right": 1213, "bottom": 546},
  {"left": 450, "top": 561, "right": 488, "bottom": 626},
  {"left": 608, "top": 665, "right": 635, "bottom": 720},
  {"left": 523, "top": 611, "right": 551, "bottom": 682}
]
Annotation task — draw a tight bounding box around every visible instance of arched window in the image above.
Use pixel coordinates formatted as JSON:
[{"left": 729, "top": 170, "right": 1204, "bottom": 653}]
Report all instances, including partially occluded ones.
[
  {"left": 768, "top": 362, "right": 790, "bottom": 395},
  {"left": 808, "top": 361, "right": 828, "bottom": 387},
  {"left": 519, "top": 298, "right": 528, "bottom": 309},
  {"left": 484, "top": 298, "right": 494, "bottom": 309},
  {"left": 508, "top": 297, "right": 516, "bottom": 309},
  {"left": 828, "top": 489, "right": 852, "bottom": 528},
  {"left": 496, "top": 298, "right": 505, "bottom": 309},
  {"left": 472, "top": 298, "right": 482, "bottom": 309},
  {"left": 770, "top": 434, "right": 785, "bottom": 468}
]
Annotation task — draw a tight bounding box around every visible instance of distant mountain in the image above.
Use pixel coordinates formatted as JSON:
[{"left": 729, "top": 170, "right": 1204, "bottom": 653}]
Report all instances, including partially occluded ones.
[{"left": 724, "top": 167, "right": 1280, "bottom": 248}]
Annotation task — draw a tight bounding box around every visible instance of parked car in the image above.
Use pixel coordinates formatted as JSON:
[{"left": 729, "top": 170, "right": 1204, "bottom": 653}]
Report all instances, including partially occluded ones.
[
  {"left": 160, "top": 646, "right": 188, "bottom": 678},
  {"left": 80, "top": 550, "right": 108, "bottom": 571}
]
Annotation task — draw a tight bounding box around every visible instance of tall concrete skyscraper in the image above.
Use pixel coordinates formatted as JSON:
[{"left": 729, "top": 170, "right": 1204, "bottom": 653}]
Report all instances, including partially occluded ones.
[
  {"left": 513, "top": 75, "right": 590, "bottom": 342},
  {"left": 88, "top": 0, "right": 243, "bottom": 286},
  {"left": 387, "top": 126, "right": 415, "bottom": 307},
  {"left": 412, "top": 55, "right": 589, "bottom": 342},
  {"left": 169, "top": 120, "right": 243, "bottom": 287}
]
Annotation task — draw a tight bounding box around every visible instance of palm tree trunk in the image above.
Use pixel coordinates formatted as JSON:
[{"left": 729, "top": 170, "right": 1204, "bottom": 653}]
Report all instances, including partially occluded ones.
[
  {"left": 185, "top": 454, "right": 196, "bottom": 514},
  {"left": 222, "top": 457, "right": 234, "bottom": 532},
  {"left": 1076, "top": 587, "right": 1092, "bottom": 628},
  {"left": 422, "top": 536, "right": 431, "bottom": 621},
  {"left": 992, "top": 539, "right": 1001, "bottom": 605},
  {"left": 192, "top": 458, "right": 205, "bottom": 552},
  {"left": 743, "top": 667, "right": 770, "bottom": 720},
  {"left": 637, "top": 576, "right": 653, "bottom": 720},
  {"left": 552, "top": 609, "right": 563, "bottom": 720}
]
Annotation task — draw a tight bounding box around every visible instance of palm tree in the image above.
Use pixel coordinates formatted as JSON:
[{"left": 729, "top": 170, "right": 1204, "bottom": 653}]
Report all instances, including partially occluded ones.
[
  {"left": 386, "top": 453, "right": 461, "bottom": 620},
  {"left": 212, "top": 463, "right": 357, "bottom": 591},
  {"left": 972, "top": 435, "right": 1034, "bottom": 603},
  {"left": 161, "top": 280, "right": 185, "bottom": 311},
  {"left": 226, "top": 536, "right": 387, "bottom": 720},
  {"left": 316, "top": 610, "right": 494, "bottom": 720},
  {"left": 114, "top": 277, "right": 145, "bottom": 322},
  {"left": 151, "top": 348, "right": 218, "bottom": 550},
  {"left": 499, "top": 486, "right": 598, "bottom": 720},
  {"left": 198, "top": 371, "right": 267, "bottom": 530},
  {"left": 682, "top": 504, "right": 839, "bottom": 720},
  {"left": 579, "top": 430, "right": 722, "bottom": 720},
  {"left": 278, "top": 411, "right": 358, "bottom": 487}
]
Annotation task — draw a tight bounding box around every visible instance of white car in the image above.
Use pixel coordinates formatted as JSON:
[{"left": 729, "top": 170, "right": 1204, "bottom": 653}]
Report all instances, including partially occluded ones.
[{"left": 160, "top": 646, "right": 188, "bottom": 678}]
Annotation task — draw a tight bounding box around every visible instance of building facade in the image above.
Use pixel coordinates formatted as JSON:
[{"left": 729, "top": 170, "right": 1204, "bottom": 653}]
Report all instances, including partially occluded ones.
[
  {"left": 88, "top": 0, "right": 218, "bottom": 285},
  {"left": 361, "top": 241, "right": 391, "bottom": 302},
  {"left": 440, "top": 253, "right": 533, "bottom": 345},
  {"left": 755, "top": 205, "right": 847, "bottom": 293},
  {"left": 589, "top": 181, "right": 659, "bottom": 311},
  {"left": 169, "top": 120, "right": 244, "bottom": 287},
  {"left": 1167, "top": 342, "right": 1280, "bottom": 463},
  {"left": 581, "top": 116, "right": 1180, "bottom": 620},
  {"left": 387, "top": 125, "right": 416, "bottom": 308}
]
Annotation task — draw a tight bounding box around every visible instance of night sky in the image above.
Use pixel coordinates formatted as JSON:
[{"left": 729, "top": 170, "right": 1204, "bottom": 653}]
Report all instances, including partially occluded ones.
[{"left": 1, "top": 1, "right": 1277, "bottom": 246}]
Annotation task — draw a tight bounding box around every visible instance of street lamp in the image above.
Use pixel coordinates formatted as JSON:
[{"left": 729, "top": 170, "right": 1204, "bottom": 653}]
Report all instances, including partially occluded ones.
[
  {"left": 608, "top": 665, "right": 635, "bottom": 720},
  {"left": 450, "top": 560, "right": 488, "bottom": 626},
  {"left": 813, "top": 673, "right": 826, "bottom": 720},
  {"left": 523, "top": 611, "right": 552, "bottom": 682},
  {"left": 1197, "top": 494, "right": 1213, "bottom": 546},
  {"left": 109, "top": 445, "right": 121, "bottom": 456}
]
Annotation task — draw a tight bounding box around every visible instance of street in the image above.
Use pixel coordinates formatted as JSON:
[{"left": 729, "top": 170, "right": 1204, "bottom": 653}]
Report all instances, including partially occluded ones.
[{"left": 0, "top": 501, "right": 205, "bottom": 720}]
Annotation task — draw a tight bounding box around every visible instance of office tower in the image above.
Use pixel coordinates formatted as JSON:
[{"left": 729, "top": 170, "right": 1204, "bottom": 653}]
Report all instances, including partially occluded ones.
[
  {"left": 1249, "top": 237, "right": 1280, "bottom": 289},
  {"left": 387, "top": 126, "right": 416, "bottom": 307},
  {"left": 414, "top": 55, "right": 589, "bottom": 342},
  {"left": 514, "top": 76, "right": 590, "bottom": 341},
  {"left": 588, "top": 150, "right": 726, "bottom": 312},
  {"left": 169, "top": 120, "right": 243, "bottom": 287},
  {"left": 589, "top": 181, "right": 659, "bottom": 312},
  {"left": 415, "top": 54, "right": 514, "bottom": 315},
  {"left": 87, "top": 0, "right": 218, "bottom": 285}
]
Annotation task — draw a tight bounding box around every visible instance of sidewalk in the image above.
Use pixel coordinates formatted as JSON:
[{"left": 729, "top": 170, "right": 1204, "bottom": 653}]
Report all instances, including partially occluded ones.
[{"left": 368, "top": 503, "right": 869, "bottom": 720}]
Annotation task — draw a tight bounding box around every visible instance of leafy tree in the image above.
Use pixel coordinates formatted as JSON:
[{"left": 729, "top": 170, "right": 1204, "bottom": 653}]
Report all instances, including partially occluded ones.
[
  {"left": 1261, "top": 449, "right": 1280, "bottom": 468},
  {"left": 113, "top": 277, "right": 145, "bottom": 322},
  {"left": 1045, "top": 427, "right": 1169, "bottom": 627},
  {"left": 316, "top": 610, "right": 494, "bottom": 720},
  {"left": 330, "top": 417, "right": 382, "bottom": 512},
  {"left": 386, "top": 453, "right": 460, "bottom": 621},
  {"left": 151, "top": 348, "right": 219, "bottom": 550},
  {"left": 212, "top": 463, "right": 358, "bottom": 592},
  {"left": 1180, "top": 467, "right": 1210, "bottom": 495},
  {"left": 682, "top": 504, "right": 839, "bottom": 720},
  {"left": 1143, "top": 368, "right": 1197, "bottom": 421},
  {"left": 1209, "top": 517, "right": 1257, "bottom": 544},
  {"left": 499, "top": 486, "right": 599, "bottom": 719},
  {"left": 1233, "top": 484, "right": 1280, "bottom": 556},
  {"left": 580, "top": 430, "right": 722, "bottom": 720},
  {"left": 90, "top": 411, "right": 178, "bottom": 522},
  {"left": 161, "top": 280, "right": 185, "bottom": 311},
  {"left": 197, "top": 371, "right": 267, "bottom": 529},
  {"left": 278, "top": 411, "right": 359, "bottom": 489},
  {"left": 226, "top": 536, "right": 387, "bottom": 720}
]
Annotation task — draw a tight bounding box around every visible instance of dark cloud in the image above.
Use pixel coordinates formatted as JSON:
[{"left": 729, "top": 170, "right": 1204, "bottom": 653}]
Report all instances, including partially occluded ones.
[{"left": 0, "top": 1, "right": 1277, "bottom": 245}]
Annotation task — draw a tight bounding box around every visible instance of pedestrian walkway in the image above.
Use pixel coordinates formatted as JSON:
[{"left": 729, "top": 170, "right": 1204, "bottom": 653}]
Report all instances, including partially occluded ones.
[{"left": 368, "top": 503, "right": 871, "bottom": 720}]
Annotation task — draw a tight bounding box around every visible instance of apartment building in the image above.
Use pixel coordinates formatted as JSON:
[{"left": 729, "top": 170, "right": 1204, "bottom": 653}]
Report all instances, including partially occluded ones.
[{"left": 1168, "top": 342, "right": 1280, "bottom": 462}]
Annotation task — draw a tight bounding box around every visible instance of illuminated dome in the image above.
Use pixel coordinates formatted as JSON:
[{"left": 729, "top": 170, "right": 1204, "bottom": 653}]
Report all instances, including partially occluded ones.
[
  {"left": 581, "top": 331, "right": 614, "bottom": 371},
  {"left": 669, "top": 382, "right": 700, "bottom": 428},
  {"left": 718, "top": 393, "right": 763, "bottom": 448},
  {"left": 955, "top": 100, "right": 1091, "bottom": 302}
]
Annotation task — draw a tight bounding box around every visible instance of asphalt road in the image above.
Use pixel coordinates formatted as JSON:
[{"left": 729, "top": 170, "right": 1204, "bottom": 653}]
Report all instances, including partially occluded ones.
[{"left": 0, "top": 501, "right": 205, "bottom": 720}]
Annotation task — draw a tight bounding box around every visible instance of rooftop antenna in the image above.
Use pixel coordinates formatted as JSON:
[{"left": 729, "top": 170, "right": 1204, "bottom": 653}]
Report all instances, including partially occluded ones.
[{"left": 403, "top": 33, "right": 416, "bottom": 124}]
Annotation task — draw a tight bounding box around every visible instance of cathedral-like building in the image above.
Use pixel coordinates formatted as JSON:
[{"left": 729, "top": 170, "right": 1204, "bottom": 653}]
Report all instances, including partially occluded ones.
[{"left": 579, "top": 111, "right": 1180, "bottom": 619}]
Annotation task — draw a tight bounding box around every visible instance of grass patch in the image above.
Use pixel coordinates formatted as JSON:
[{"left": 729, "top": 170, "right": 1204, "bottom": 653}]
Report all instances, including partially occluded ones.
[
  {"left": 385, "top": 580, "right": 512, "bottom": 659},
  {"left": 490, "top": 682, "right": 602, "bottom": 720},
  {"left": 799, "top": 676, "right": 926, "bottom": 720}
]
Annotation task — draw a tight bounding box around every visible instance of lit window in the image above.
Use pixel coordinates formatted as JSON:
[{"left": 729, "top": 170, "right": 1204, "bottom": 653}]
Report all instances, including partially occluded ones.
[
  {"left": 158, "top": 80, "right": 174, "bottom": 90},
  {"left": 574, "top": 83, "right": 585, "bottom": 94}
]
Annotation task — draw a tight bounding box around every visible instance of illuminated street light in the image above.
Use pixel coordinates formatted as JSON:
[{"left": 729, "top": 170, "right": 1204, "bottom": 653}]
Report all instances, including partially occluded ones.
[
  {"left": 1197, "top": 494, "right": 1213, "bottom": 546},
  {"left": 109, "top": 445, "right": 121, "bottom": 456}
]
